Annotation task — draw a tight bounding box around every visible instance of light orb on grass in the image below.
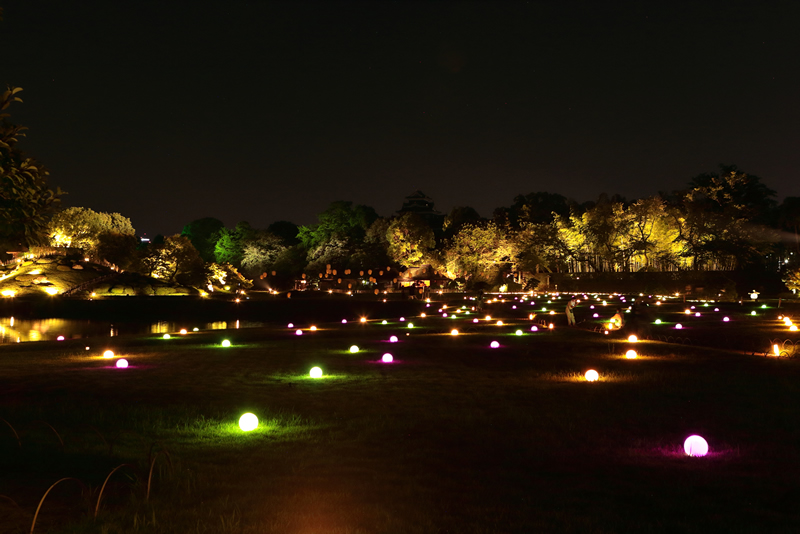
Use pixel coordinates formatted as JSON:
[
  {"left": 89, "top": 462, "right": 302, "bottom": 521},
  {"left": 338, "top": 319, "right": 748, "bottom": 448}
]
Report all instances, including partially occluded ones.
[
  {"left": 179, "top": 329, "right": 187, "bottom": 335},
  {"left": 684, "top": 435, "right": 709, "bottom": 457},
  {"left": 407, "top": 323, "right": 414, "bottom": 329},
  {"left": 496, "top": 320, "right": 503, "bottom": 326},
  {"left": 751, "top": 311, "right": 757, "bottom": 316},
  {"left": 381, "top": 353, "right": 393, "bottom": 363},
  {"left": 382, "top": 320, "right": 388, "bottom": 325},
  {"left": 515, "top": 330, "right": 523, "bottom": 336},
  {"left": 116, "top": 359, "right": 128, "bottom": 369},
  {"left": 531, "top": 326, "right": 538, "bottom": 332},
  {"left": 103, "top": 350, "right": 115, "bottom": 359},
  {"left": 585, "top": 369, "right": 599, "bottom": 382},
  {"left": 791, "top": 325, "right": 799, "bottom": 332},
  {"left": 163, "top": 334, "right": 171, "bottom": 339},
  {"left": 57, "top": 335, "right": 65, "bottom": 341},
  {"left": 675, "top": 323, "right": 683, "bottom": 329},
  {"left": 349, "top": 345, "right": 359, "bottom": 353},
  {"left": 310, "top": 326, "right": 317, "bottom": 331},
  {"left": 239, "top": 413, "right": 258, "bottom": 432},
  {"left": 450, "top": 329, "right": 459, "bottom": 336},
  {"left": 295, "top": 329, "right": 303, "bottom": 336},
  {"left": 627, "top": 335, "right": 638, "bottom": 343},
  {"left": 490, "top": 341, "right": 500, "bottom": 348},
  {"left": 389, "top": 335, "right": 398, "bottom": 343},
  {"left": 723, "top": 317, "right": 730, "bottom": 322},
  {"left": 193, "top": 327, "right": 199, "bottom": 332},
  {"left": 655, "top": 319, "right": 662, "bottom": 324},
  {"left": 309, "top": 366, "right": 323, "bottom": 378},
  {"left": 288, "top": 323, "right": 294, "bottom": 328},
  {"left": 625, "top": 349, "right": 637, "bottom": 359},
  {"left": 221, "top": 339, "right": 231, "bottom": 347}
]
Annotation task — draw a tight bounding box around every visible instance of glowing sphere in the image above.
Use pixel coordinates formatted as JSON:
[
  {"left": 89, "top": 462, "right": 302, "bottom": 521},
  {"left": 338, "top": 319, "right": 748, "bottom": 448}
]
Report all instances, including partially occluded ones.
[
  {"left": 193, "top": 327, "right": 199, "bottom": 332},
  {"left": 684, "top": 435, "right": 709, "bottom": 457},
  {"left": 116, "top": 359, "right": 128, "bottom": 368},
  {"left": 443, "top": 313, "right": 448, "bottom": 317},
  {"left": 714, "top": 308, "right": 719, "bottom": 312},
  {"left": 309, "top": 366, "right": 323, "bottom": 378},
  {"left": 295, "top": 329, "right": 303, "bottom": 335},
  {"left": 221, "top": 339, "right": 231, "bottom": 347},
  {"left": 389, "top": 335, "right": 398, "bottom": 343},
  {"left": 723, "top": 317, "right": 730, "bottom": 322},
  {"left": 450, "top": 329, "right": 459, "bottom": 335},
  {"left": 381, "top": 353, "right": 393, "bottom": 363},
  {"left": 496, "top": 321, "right": 503, "bottom": 326},
  {"left": 515, "top": 330, "right": 523, "bottom": 336},
  {"left": 531, "top": 326, "right": 538, "bottom": 332},
  {"left": 57, "top": 335, "right": 65, "bottom": 341},
  {"left": 349, "top": 345, "right": 359, "bottom": 353},
  {"left": 382, "top": 320, "right": 387, "bottom": 325},
  {"left": 342, "top": 319, "right": 347, "bottom": 324},
  {"left": 310, "top": 326, "right": 317, "bottom": 331},
  {"left": 485, "top": 315, "right": 492, "bottom": 320},
  {"left": 407, "top": 323, "right": 414, "bottom": 328},
  {"left": 791, "top": 325, "right": 798, "bottom": 332},
  {"left": 655, "top": 319, "right": 662, "bottom": 324},
  {"left": 162, "top": 334, "right": 171, "bottom": 339},
  {"left": 548, "top": 323, "right": 554, "bottom": 329},
  {"left": 585, "top": 369, "right": 599, "bottom": 382},
  {"left": 288, "top": 323, "right": 294, "bottom": 328},
  {"left": 684, "top": 309, "right": 691, "bottom": 315},
  {"left": 473, "top": 318, "right": 479, "bottom": 323},
  {"left": 625, "top": 350, "right": 637, "bottom": 359},
  {"left": 695, "top": 312, "right": 700, "bottom": 317},
  {"left": 490, "top": 341, "right": 500, "bottom": 348},
  {"left": 593, "top": 313, "right": 599, "bottom": 318},
  {"left": 399, "top": 317, "right": 405, "bottom": 322},
  {"left": 751, "top": 311, "right": 757, "bottom": 316},
  {"left": 179, "top": 329, "right": 188, "bottom": 335},
  {"left": 238, "top": 413, "right": 258, "bottom": 432},
  {"left": 360, "top": 317, "right": 367, "bottom": 323},
  {"left": 627, "top": 335, "right": 638, "bottom": 343},
  {"left": 103, "top": 350, "right": 115, "bottom": 359},
  {"left": 675, "top": 324, "right": 683, "bottom": 329}
]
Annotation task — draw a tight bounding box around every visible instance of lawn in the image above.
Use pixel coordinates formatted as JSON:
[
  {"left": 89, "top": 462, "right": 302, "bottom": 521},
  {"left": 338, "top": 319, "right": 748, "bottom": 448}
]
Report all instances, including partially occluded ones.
[{"left": 1, "top": 294, "right": 799, "bottom": 533}]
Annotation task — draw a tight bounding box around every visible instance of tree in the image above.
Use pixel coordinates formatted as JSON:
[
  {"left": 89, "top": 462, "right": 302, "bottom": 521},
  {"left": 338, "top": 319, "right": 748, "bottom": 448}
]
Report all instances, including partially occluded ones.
[
  {"left": 445, "top": 222, "right": 516, "bottom": 282},
  {"left": 298, "top": 201, "right": 379, "bottom": 271},
  {"left": 137, "top": 235, "right": 205, "bottom": 284},
  {"left": 443, "top": 206, "right": 483, "bottom": 239},
  {"left": 0, "top": 87, "right": 64, "bottom": 249},
  {"left": 267, "top": 220, "right": 300, "bottom": 246},
  {"left": 181, "top": 217, "right": 225, "bottom": 263},
  {"left": 214, "top": 221, "right": 255, "bottom": 266},
  {"left": 239, "top": 230, "right": 287, "bottom": 277},
  {"left": 387, "top": 213, "right": 436, "bottom": 268},
  {"left": 47, "top": 207, "right": 135, "bottom": 248}
]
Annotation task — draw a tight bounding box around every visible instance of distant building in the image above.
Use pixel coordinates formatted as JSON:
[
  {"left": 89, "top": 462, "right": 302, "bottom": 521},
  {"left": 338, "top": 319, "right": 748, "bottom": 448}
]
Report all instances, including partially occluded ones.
[{"left": 397, "top": 190, "right": 444, "bottom": 229}]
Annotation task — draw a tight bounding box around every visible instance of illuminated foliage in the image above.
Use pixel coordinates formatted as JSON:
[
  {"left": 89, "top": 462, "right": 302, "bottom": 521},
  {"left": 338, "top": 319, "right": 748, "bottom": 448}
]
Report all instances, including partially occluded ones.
[
  {"left": 137, "top": 235, "right": 204, "bottom": 284},
  {"left": 445, "top": 222, "right": 516, "bottom": 282},
  {"left": 181, "top": 217, "right": 225, "bottom": 263},
  {"left": 387, "top": 212, "right": 435, "bottom": 268},
  {"left": 299, "top": 201, "right": 380, "bottom": 271},
  {"left": 0, "top": 87, "right": 64, "bottom": 248},
  {"left": 240, "top": 230, "right": 287, "bottom": 277},
  {"left": 47, "top": 207, "right": 135, "bottom": 251}
]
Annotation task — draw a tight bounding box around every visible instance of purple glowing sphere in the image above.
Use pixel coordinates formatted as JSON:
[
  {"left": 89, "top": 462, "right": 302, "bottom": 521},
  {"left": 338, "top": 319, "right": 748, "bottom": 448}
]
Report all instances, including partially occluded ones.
[
  {"left": 490, "top": 341, "right": 500, "bottom": 349},
  {"left": 116, "top": 359, "right": 129, "bottom": 369},
  {"left": 295, "top": 329, "right": 303, "bottom": 336},
  {"left": 723, "top": 317, "right": 730, "bottom": 322},
  {"left": 683, "top": 435, "right": 709, "bottom": 457},
  {"left": 381, "top": 353, "right": 393, "bottom": 363},
  {"left": 389, "top": 335, "right": 398, "bottom": 343}
]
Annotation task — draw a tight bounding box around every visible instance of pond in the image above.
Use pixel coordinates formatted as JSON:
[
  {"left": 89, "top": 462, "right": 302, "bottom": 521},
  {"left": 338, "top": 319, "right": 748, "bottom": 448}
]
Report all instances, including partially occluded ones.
[{"left": 0, "top": 316, "right": 266, "bottom": 344}]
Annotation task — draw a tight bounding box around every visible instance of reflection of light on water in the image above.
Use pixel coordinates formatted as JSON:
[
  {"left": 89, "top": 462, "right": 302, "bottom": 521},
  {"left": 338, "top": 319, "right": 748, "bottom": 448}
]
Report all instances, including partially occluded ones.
[
  {"left": 209, "top": 321, "right": 227, "bottom": 330},
  {"left": 110, "top": 327, "right": 118, "bottom": 337}
]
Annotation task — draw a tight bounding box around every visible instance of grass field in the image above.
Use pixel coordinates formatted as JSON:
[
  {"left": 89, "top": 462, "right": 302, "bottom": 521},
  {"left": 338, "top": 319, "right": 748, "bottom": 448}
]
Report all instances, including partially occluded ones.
[{"left": 1, "top": 294, "right": 800, "bottom": 533}]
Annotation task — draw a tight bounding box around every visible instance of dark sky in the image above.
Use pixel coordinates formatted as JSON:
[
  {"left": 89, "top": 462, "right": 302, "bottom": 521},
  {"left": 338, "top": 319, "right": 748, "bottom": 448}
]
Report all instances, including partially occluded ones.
[{"left": 3, "top": 1, "right": 799, "bottom": 236}]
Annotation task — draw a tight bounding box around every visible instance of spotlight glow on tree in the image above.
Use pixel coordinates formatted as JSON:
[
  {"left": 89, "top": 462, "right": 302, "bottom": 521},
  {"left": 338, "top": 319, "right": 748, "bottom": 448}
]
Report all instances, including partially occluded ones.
[
  {"left": 238, "top": 413, "right": 258, "bottom": 431},
  {"left": 683, "top": 435, "right": 709, "bottom": 457},
  {"left": 584, "top": 369, "right": 599, "bottom": 382},
  {"left": 309, "top": 366, "right": 323, "bottom": 378}
]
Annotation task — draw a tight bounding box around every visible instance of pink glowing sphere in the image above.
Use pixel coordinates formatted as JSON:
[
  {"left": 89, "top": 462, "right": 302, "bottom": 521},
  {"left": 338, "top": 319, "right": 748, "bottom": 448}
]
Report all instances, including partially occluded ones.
[
  {"left": 683, "top": 435, "right": 709, "bottom": 457},
  {"left": 399, "top": 317, "right": 405, "bottom": 322},
  {"left": 116, "top": 359, "right": 128, "bottom": 368},
  {"left": 288, "top": 323, "right": 294, "bottom": 328},
  {"left": 295, "top": 329, "right": 303, "bottom": 336},
  {"left": 723, "top": 317, "right": 730, "bottom": 322},
  {"left": 381, "top": 353, "right": 393, "bottom": 363},
  {"left": 342, "top": 319, "right": 347, "bottom": 324},
  {"left": 473, "top": 318, "right": 479, "bottom": 323},
  {"left": 389, "top": 335, "right": 398, "bottom": 343},
  {"left": 490, "top": 341, "right": 500, "bottom": 348},
  {"left": 675, "top": 323, "right": 683, "bottom": 329},
  {"left": 57, "top": 335, "right": 65, "bottom": 341},
  {"left": 531, "top": 326, "right": 538, "bottom": 332}
]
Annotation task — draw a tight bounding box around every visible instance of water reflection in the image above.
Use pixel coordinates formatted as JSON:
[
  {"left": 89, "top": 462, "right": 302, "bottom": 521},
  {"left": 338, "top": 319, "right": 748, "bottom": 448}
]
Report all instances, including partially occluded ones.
[{"left": 0, "top": 317, "right": 264, "bottom": 344}]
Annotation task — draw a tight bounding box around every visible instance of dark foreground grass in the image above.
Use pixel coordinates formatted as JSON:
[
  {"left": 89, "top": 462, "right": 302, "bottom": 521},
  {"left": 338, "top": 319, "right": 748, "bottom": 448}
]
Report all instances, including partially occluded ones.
[{"left": 2, "top": 298, "right": 800, "bottom": 533}]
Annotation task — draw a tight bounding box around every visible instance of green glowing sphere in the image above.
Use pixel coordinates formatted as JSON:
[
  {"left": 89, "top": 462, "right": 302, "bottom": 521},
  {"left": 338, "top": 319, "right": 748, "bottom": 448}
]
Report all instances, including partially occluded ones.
[
  {"left": 349, "top": 345, "right": 359, "bottom": 353},
  {"left": 239, "top": 413, "right": 258, "bottom": 432},
  {"left": 310, "top": 366, "right": 323, "bottom": 378},
  {"left": 221, "top": 339, "right": 231, "bottom": 347}
]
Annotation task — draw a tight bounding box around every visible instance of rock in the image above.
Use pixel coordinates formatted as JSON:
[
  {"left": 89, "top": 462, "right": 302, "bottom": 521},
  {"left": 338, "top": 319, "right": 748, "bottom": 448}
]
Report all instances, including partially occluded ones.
[
  {"left": 56, "top": 265, "right": 72, "bottom": 271},
  {"left": 36, "top": 258, "right": 55, "bottom": 264},
  {"left": 72, "top": 264, "right": 83, "bottom": 270}
]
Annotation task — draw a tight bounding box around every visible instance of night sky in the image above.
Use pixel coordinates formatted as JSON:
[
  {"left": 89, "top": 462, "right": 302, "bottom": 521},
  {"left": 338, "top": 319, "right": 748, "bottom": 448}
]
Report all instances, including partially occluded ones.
[{"left": 3, "top": 1, "right": 799, "bottom": 236}]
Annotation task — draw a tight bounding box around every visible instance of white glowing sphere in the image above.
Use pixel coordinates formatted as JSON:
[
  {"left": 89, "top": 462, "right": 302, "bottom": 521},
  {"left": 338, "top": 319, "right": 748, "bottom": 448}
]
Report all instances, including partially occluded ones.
[
  {"left": 684, "top": 435, "right": 709, "bottom": 457},
  {"left": 309, "top": 366, "right": 323, "bottom": 378},
  {"left": 791, "top": 325, "right": 798, "bottom": 332},
  {"left": 381, "top": 353, "right": 393, "bottom": 363},
  {"left": 162, "top": 334, "right": 170, "bottom": 339},
  {"left": 349, "top": 345, "right": 359, "bottom": 353},
  {"left": 625, "top": 350, "right": 637, "bottom": 359},
  {"left": 295, "top": 329, "right": 303, "bottom": 336},
  {"left": 116, "top": 359, "right": 128, "bottom": 369},
  {"left": 751, "top": 311, "right": 756, "bottom": 316},
  {"left": 407, "top": 323, "right": 414, "bottom": 328},
  {"left": 103, "top": 350, "right": 115, "bottom": 359},
  {"left": 675, "top": 323, "right": 683, "bottom": 329},
  {"left": 627, "top": 335, "right": 638, "bottom": 343},
  {"left": 239, "top": 413, "right": 258, "bottom": 431},
  {"left": 179, "top": 329, "right": 188, "bottom": 335},
  {"left": 193, "top": 327, "right": 199, "bottom": 332},
  {"left": 515, "top": 330, "right": 523, "bottom": 336},
  {"left": 399, "top": 317, "right": 405, "bottom": 322},
  {"left": 221, "top": 339, "right": 231, "bottom": 347},
  {"left": 585, "top": 369, "right": 599, "bottom": 382},
  {"left": 695, "top": 312, "right": 700, "bottom": 317},
  {"left": 450, "top": 329, "right": 459, "bottom": 335},
  {"left": 490, "top": 341, "right": 500, "bottom": 348},
  {"left": 714, "top": 308, "right": 719, "bottom": 312}
]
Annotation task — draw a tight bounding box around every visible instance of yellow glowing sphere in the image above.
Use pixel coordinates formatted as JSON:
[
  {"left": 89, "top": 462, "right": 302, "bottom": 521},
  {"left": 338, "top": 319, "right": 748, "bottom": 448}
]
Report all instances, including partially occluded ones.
[
  {"left": 496, "top": 320, "right": 503, "bottom": 326},
  {"left": 791, "top": 325, "right": 798, "bottom": 332},
  {"left": 179, "top": 329, "right": 187, "bottom": 335},
  {"left": 310, "top": 326, "right": 317, "bottom": 331},
  {"left": 485, "top": 315, "right": 492, "bottom": 320},
  {"left": 450, "top": 329, "right": 459, "bottom": 335},
  {"left": 238, "top": 413, "right": 258, "bottom": 432},
  {"left": 103, "top": 350, "right": 115, "bottom": 359},
  {"left": 627, "top": 335, "right": 638, "bottom": 343},
  {"left": 585, "top": 370, "right": 599, "bottom": 382},
  {"left": 360, "top": 317, "right": 367, "bottom": 323},
  {"left": 309, "top": 366, "right": 323, "bottom": 378},
  {"left": 1, "top": 289, "right": 16, "bottom": 297},
  {"left": 548, "top": 323, "right": 554, "bottom": 329},
  {"left": 625, "top": 350, "right": 637, "bottom": 359},
  {"left": 221, "top": 339, "right": 231, "bottom": 347}
]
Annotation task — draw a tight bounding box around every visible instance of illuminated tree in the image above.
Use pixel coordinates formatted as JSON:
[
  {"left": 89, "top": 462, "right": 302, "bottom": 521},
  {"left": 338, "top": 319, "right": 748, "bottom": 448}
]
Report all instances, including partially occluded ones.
[
  {"left": 214, "top": 221, "right": 255, "bottom": 266},
  {"left": 0, "top": 87, "right": 64, "bottom": 249},
  {"left": 47, "top": 207, "right": 135, "bottom": 248},
  {"left": 445, "top": 222, "right": 516, "bottom": 282},
  {"left": 387, "top": 212, "right": 435, "bottom": 267},
  {"left": 299, "top": 201, "right": 379, "bottom": 271},
  {"left": 181, "top": 217, "right": 225, "bottom": 263},
  {"left": 239, "top": 230, "right": 287, "bottom": 277},
  {"left": 138, "top": 235, "right": 204, "bottom": 284}
]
